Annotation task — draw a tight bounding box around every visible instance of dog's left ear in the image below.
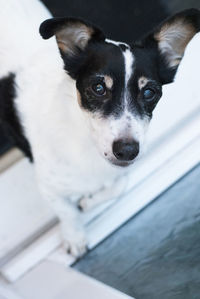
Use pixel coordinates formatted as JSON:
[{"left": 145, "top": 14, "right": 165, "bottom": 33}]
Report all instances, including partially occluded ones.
[
  {"left": 40, "top": 17, "right": 105, "bottom": 78},
  {"left": 138, "top": 9, "right": 200, "bottom": 84}
]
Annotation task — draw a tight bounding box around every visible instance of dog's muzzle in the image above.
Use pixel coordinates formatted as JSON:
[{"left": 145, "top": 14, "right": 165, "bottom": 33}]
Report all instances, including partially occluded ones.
[{"left": 112, "top": 139, "right": 139, "bottom": 162}]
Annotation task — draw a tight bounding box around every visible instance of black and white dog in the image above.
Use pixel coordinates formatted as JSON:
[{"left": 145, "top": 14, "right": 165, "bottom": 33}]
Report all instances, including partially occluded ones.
[{"left": 0, "top": 0, "right": 200, "bottom": 257}]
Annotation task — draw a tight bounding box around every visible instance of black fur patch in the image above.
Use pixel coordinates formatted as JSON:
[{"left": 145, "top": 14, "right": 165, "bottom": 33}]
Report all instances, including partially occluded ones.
[
  {"left": 135, "top": 9, "right": 200, "bottom": 84},
  {"left": 40, "top": 17, "right": 105, "bottom": 80},
  {"left": 132, "top": 36, "right": 177, "bottom": 85},
  {"left": 76, "top": 42, "right": 125, "bottom": 117},
  {"left": 119, "top": 44, "right": 129, "bottom": 51},
  {"left": 75, "top": 41, "right": 163, "bottom": 119},
  {"left": 0, "top": 74, "right": 33, "bottom": 160}
]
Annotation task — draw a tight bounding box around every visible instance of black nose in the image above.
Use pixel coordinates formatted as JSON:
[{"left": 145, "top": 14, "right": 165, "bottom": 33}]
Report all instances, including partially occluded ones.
[{"left": 112, "top": 139, "right": 139, "bottom": 161}]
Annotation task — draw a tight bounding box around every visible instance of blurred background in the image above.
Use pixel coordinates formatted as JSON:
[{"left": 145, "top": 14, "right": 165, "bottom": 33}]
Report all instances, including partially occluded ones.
[{"left": 1, "top": 0, "right": 200, "bottom": 157}]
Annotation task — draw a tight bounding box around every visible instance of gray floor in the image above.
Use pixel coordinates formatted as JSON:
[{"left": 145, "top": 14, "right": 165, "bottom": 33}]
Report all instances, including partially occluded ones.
[{"left": 74, "top": 164, "right": 200, "bottom": 299}]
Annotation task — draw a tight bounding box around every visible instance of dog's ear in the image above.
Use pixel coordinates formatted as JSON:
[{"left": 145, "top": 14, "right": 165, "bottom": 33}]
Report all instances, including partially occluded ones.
[
  {"left": 40, "top": 17, "right": 105, "bottom": 78},
  {"left": 137, "top": 9, "right": 200, "bottom": 84}
]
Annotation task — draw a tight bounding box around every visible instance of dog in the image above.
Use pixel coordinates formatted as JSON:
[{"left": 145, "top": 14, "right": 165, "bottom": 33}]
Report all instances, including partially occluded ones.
[{"left": 0, "top": 0, "right": 200, "bottom": 257}]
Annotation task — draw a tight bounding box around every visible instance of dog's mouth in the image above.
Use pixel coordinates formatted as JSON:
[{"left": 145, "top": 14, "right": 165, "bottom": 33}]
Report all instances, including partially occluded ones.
[{"left": 108, "top": 159, "right": 134, "bottom": 168}]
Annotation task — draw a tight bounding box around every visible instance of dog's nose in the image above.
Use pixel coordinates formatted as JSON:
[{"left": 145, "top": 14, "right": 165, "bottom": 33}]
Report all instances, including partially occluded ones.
[{"left": 112, "top": 139, "right": 139, "bottom": 161}]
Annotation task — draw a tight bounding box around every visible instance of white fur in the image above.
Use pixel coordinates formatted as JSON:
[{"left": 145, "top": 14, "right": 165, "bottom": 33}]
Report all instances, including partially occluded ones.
[
  {"left": 122, "top": 47, "right": 148, "bottom": 149},
  {"left": 105, "top": 38, "right": 128, "bottom": 47},
  {"left": 123, "top": 48, "right": 134, "bottom": 86},
  {"left": 87, "top": 111, "right": 149, "bottom": 166}
]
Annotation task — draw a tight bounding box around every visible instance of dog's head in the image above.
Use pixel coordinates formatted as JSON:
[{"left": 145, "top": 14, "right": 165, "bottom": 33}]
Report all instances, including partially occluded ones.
[{"left": 40, "top": 9, "right": 200, "bottom": 167}]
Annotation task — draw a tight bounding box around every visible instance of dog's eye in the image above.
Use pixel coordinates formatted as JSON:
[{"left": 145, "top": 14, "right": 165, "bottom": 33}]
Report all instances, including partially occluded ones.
[
  {"left": 143, "top": 88, "right": 156, "bottom": 101},
  {"left": 92, "top": 83, "right": 106, "bottom": 96}
]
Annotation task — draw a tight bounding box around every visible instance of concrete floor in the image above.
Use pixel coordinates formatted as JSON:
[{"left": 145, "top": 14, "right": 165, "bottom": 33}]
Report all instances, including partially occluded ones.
[{"left": 74, "top": 164, "right": 200, "bottom": 299}]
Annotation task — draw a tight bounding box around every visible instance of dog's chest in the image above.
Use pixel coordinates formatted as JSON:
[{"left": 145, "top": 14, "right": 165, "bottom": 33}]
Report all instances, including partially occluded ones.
[
  {"left": 35, "top": 140, "right": 122, "bottom": 201},
  {"left": 15, "top": 61, "right": 122, "bottom": 199}
]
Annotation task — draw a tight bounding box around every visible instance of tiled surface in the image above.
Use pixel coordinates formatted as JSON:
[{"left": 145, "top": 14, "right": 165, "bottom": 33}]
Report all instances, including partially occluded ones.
[{"left": 74, "top": 164, "right": 200, "bottom": 299}]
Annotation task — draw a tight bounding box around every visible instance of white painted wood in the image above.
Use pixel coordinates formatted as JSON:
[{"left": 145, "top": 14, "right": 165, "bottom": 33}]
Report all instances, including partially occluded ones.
[
  {"left": 0, "top": 281, "right": 23, "bottom": 299},
  {"left": 13, "top": 261, "right": 133, "bottom": 299},
  {"left": 0, "top": 148, "right": 23, "bottom": 174},
  {"left": 0, "top": 227, "right": 64, "bottom": 282},
  {"left": 0, "top": 159, "right": 55, "bottom": 264}
]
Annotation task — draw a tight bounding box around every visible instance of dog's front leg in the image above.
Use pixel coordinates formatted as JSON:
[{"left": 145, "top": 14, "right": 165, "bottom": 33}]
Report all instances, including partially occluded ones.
[
  {"left": 79, "top": 175, "right": 127, "bottom": 212},
  {"left": 43, "top": 194, "right": 88, "bottom": 258}
]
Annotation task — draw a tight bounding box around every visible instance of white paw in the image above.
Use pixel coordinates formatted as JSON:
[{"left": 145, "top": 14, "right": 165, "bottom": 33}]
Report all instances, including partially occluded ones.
[
  {"left": 62, "top": 229, "right": 88, "bottom": 258},
  {"left": 78, "top": 196, "right": 93, "bottom": 212}
]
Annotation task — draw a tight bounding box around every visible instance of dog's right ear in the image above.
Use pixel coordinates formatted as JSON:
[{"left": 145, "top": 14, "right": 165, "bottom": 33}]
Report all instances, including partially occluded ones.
[
  {"left": 40, "top": 17, "right": 105, "bottom": 79},
  {"left": 135, "top": 9, "right": 200, "bottom": 84}
]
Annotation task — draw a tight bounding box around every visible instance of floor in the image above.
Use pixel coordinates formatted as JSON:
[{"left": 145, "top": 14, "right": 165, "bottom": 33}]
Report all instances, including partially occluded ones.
[{"left": 74, "top": 164, "right": 200, "bottom": 299}]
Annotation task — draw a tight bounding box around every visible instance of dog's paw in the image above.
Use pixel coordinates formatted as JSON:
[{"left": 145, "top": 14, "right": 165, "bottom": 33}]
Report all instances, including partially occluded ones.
[
  {"left": 63, "top": 230, "right": 88, "bottom": 258},
  {"left": 78, "top": 196, "right": 93, "bottom": 212}
]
